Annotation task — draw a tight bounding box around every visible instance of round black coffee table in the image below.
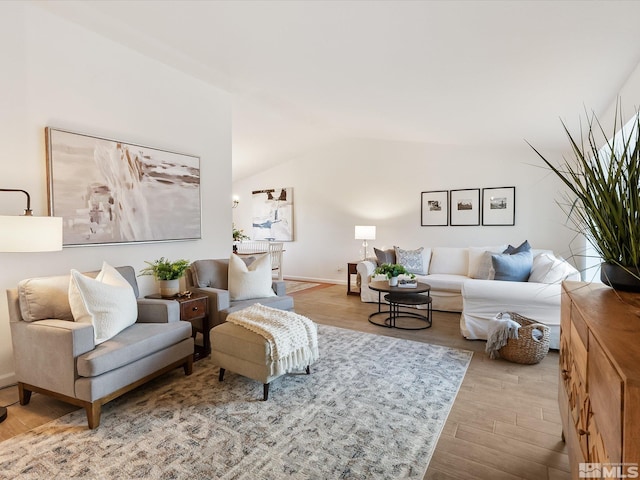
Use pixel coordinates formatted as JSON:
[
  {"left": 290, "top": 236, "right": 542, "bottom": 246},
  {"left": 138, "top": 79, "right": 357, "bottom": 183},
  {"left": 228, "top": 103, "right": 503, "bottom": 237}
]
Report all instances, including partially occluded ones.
[{"left": 368, "top": 281, "right": 432, "bottom": 330}]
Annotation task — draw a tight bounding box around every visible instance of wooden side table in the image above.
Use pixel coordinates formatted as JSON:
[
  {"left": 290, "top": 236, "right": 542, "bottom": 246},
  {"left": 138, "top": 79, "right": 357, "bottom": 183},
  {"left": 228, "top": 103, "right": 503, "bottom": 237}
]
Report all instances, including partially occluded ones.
[
  {"left": 347, "top": 261, "right": 360, "bottom": 296},
  {"left": 146, "top": 293, "right": 210, "bottom": 361}
]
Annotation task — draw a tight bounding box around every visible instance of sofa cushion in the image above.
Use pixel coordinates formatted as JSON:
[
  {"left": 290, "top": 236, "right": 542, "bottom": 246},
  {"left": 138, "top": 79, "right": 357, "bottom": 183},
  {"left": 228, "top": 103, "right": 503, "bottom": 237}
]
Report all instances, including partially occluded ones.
[
  {"left": 76, "top": 321, "right": 192, "bottom": 377},
  {"left": 191, "top": 259, "right": 230, "bottom": 289},
  {"left": 17, "top": 274, "right": 74, "bottom": 322},
  {"left": 374, "top": 247, "right": 396, "bottom": 265},
  {"left": 422, "top": 273, "right": 467, "bottom": 293},
  {"left": 228, "top": 253, "right": 276, "bottom": 301},
  {"left": 191, "top": 257, "right": 255, "bottom": 289},
  {"left": 69, "top": 262, "right": 138, "bottom": 344},
  {"left": 429, "top": 248, "right": 469, "bottom": 276},
  {"left": 492, "top": 251, "right": 533, "bottom": 282},
  {"left": 394, "top": 246, "right": 432, "bottom": 275}
]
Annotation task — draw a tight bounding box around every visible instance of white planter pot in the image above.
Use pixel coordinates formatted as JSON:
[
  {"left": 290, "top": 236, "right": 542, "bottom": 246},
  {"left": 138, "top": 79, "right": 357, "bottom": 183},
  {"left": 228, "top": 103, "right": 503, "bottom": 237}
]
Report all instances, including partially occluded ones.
[
  {"left": 159, "top": 279, "right": 180, "bottom": 298},
  {"left": 388, "top": 276, "right": 399, "bottom": 287}
]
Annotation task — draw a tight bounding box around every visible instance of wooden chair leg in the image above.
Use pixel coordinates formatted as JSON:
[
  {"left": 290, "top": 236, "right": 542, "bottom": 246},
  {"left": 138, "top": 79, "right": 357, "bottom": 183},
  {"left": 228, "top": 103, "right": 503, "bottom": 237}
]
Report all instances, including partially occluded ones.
[
  {"left": 219, "top": 368, "right": 225, "bottom": 381},
  {"left": 18, "top": 383, "right": 32, "bottom": 405},
  {"left": 183, "top": 355, "right": 193, "bottom": 376},
  {"left": 86, "top": 402, "right": 101, "bottom": 429},
  {"left": 263, "top": 383, "right": 270, "bottom": 401},
  {"left": 305, "top": 365, "right": 311, "bottom": 375}
]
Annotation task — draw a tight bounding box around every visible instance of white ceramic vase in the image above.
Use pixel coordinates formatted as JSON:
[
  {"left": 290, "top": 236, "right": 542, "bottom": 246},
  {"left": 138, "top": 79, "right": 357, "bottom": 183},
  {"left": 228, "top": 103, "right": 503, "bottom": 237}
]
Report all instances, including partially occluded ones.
[
  {"left": 388, "top": 276, "right": 399, "bottom": 287},
  {"left": 159, "top": 279, "right": 180, "bottom": 298}
]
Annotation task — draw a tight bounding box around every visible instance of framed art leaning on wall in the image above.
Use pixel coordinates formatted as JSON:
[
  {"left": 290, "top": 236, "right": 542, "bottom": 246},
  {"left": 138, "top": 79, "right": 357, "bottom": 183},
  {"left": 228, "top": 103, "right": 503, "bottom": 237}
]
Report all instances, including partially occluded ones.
[
  {"left": 46, "top": 127, "right": 201, "bottom": 246},
  {"left": 482, "top": 186, "right": 515, "bottom": 226}
]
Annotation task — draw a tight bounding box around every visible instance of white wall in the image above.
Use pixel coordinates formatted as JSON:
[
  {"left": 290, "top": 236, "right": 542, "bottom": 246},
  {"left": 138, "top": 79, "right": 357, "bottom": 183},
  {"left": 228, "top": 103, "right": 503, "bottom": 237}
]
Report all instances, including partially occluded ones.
[
  {"left": 0, "top": 4, "right": 232, "bottom": 386},
  {"left": 232, "top": 137, "right": 576, "bottom": 283}
]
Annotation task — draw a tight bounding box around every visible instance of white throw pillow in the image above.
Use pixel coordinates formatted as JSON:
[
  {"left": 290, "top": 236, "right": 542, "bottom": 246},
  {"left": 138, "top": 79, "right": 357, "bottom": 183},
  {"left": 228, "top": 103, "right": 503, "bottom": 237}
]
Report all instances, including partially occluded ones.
[
  {"left": 68, "top": 262, "right": 138, "bottom": 344},
  {"left": 468, "top": 245, "right": 506, "bottom": 278},
  {"left": 529, "top": 253, "right": 579, "bottom": 284},
  {"left": 528, "top": 253, "right": 555, "bottom": 283},
  {"left": 228, "top": 253, "right": 276, "bottom": 301},
  {"left": 474, "top": 251, "right": 496, "bottom": 280}
]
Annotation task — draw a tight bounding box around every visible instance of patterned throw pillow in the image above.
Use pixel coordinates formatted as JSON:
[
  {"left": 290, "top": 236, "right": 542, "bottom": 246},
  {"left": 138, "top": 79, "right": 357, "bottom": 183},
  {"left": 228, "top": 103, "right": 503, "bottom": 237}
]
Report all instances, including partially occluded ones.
[{"left": 394, "top": 246, "right": 425, "bottom": 275}]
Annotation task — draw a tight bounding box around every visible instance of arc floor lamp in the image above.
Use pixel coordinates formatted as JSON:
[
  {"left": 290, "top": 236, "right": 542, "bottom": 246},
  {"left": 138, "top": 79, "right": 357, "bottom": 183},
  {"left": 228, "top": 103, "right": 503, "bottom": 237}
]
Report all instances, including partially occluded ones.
[{"left": 0, "top": 188, "right": 63, "bottom": 422}]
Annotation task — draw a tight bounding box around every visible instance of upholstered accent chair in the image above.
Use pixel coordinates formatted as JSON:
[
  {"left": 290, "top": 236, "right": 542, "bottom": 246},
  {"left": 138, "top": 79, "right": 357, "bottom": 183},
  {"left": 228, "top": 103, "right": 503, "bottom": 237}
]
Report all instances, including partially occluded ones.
[
  {"left": 185, "top": 257, "right": 294, "bottom": 328},
  {"left": 7, "top": 266, "right": 194, "bottom": 429}
]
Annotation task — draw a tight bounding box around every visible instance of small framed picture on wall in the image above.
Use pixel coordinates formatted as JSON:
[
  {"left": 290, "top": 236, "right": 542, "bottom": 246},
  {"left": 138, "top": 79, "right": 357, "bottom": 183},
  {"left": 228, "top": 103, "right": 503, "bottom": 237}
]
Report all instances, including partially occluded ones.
[
  {"left": 421, "top": 190, "right": 448, "bottom": 226},
  {"left": 449, "top": 189, "right": 480, "bottom": 226},
  {"left": 482, "top": 186, "right": 516, "bottom": 226}
]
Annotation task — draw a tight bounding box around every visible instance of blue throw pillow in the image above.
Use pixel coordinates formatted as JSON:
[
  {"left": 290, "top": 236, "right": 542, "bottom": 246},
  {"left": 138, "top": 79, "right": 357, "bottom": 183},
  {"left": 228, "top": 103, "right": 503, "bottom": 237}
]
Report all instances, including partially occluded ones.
[
  {"left": 503, "top": 240, "right": 531, "bottom": 255},
  {"left": 492, "top": 251, "right": 533, "bottom": 282}
]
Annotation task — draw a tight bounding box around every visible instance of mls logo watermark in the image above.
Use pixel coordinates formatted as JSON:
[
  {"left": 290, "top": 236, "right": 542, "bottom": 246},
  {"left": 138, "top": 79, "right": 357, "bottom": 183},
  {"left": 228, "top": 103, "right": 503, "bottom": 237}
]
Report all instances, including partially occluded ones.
[{"left": 579, "top": 463, "right": 639, "bottom": 479}]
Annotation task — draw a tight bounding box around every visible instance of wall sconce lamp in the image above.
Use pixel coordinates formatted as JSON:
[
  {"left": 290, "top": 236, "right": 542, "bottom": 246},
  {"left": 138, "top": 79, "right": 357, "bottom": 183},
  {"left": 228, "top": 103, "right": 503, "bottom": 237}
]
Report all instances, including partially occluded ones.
[
  {"left": 0, "top": 188, "right": 63, "bottom": 422},
  {"left": 354, "top": 225, "right": 376, "bottom": 260},
  {"left": 232, "top": 196, "right": 239, "bottom": 209}
]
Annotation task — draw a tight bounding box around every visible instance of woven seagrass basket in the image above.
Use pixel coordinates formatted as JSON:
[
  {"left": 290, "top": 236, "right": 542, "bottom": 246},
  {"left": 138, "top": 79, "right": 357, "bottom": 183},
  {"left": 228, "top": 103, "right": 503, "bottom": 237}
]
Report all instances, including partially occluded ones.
[{"left": 497, "top": 312, "right": 550, "bottom": 365}]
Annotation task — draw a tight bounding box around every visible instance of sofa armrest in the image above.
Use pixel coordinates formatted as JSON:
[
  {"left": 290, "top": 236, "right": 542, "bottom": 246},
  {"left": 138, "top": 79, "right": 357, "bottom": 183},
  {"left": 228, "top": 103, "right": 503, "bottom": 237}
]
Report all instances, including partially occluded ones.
[
  {"left": 10, "top": 319, "right": 95, "bottom": 398},
  {"left": 136, "top": 298, "right": 181, "bottom": 323},
  {"left": 356, "top": 260, "right": 377, "bottom": 284},
  {"left": 272, "top": 281, "right": 286, "bottom": 296}
]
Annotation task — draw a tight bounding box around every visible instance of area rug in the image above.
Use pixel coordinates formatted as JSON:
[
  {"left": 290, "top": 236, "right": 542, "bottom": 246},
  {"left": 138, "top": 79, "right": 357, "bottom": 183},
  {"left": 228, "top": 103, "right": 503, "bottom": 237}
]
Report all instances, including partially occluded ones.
[
  {"left": 0, "top": 325, "right": 472, "bottom": 479},
  {"left": 285, "top": 280, "right": 323, "bottom": 294}
]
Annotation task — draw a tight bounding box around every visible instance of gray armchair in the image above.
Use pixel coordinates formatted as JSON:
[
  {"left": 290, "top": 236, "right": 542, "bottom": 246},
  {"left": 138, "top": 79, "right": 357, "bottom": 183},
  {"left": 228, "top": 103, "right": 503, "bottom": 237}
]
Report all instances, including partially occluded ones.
[
  {"left": 7, "top": 266, "right": 194, "bottom": 429},
  {"left": 185, "top": 258, "right": 294, "bottom": 328}
]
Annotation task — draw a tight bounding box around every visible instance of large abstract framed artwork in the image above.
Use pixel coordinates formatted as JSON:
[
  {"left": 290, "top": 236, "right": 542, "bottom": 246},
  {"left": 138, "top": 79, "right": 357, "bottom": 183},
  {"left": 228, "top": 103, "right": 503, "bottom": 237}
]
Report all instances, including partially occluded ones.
[
  {"left": 482, "top": 186, "right": 516, "bottom": 226},
  {"left": 421, "top": 190, "right": 448, "bottom": 226},
  {"left": 46, "top": 128, "right": 201, "bottom": 246},
  {"left": 251, "top": 187, "right": 294, "bottom": 241},
  {"left": 449, "top": 188, "right": 480, "bottom": 226}
]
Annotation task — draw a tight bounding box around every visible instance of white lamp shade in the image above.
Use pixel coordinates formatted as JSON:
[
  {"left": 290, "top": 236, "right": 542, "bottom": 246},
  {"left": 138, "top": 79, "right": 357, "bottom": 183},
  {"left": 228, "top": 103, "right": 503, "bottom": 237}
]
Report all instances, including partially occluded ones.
[
  {"left": 0, "top": 215, "right": 63, "bottom": 252},
  {"left": 354, "top": 225, "right": 376, "bottom": 240}
]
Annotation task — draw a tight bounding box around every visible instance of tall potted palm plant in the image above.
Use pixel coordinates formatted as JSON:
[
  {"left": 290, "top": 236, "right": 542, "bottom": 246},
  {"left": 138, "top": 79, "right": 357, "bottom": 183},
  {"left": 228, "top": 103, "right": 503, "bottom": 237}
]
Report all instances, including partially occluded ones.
[{"left": 529, "top": 107, "right": 640, "bottom": 291}]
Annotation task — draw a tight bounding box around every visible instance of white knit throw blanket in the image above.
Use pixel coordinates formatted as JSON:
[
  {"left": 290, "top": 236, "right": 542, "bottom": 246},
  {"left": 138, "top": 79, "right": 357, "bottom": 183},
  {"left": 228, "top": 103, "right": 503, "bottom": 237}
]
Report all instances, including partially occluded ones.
[
  {"left": 226, "top": 304, "right": 319, "bottom": 377},
  {"left": 485, "top": 313, "right": 521, "bottom": 359}
]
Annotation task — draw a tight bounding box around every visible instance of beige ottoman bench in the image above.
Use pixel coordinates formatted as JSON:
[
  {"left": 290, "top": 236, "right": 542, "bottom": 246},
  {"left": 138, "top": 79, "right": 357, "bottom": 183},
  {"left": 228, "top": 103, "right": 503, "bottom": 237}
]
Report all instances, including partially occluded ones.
[{"left": 210, "top": 305, "right": 319, "bottom": 400}]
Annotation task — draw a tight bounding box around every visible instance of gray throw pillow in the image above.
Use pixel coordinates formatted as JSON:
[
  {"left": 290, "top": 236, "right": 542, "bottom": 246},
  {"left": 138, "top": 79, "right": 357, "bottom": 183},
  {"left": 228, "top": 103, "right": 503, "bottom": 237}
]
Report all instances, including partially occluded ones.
[
  {"left": 374, "top": 248, "right": 396, "bottom": 265},
  {"left": 503, "top": 240, "right": 531, "bottom": 255},
  {"left": 492, "top": 251, "right": 533, "bottom": 282}
]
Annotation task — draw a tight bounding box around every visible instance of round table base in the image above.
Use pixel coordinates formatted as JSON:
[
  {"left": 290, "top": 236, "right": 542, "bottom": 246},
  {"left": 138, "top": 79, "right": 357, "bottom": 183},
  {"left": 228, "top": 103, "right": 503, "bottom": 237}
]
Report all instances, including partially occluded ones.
[{"left": 368, "top": 293, "right": 432, "bottom": 330}]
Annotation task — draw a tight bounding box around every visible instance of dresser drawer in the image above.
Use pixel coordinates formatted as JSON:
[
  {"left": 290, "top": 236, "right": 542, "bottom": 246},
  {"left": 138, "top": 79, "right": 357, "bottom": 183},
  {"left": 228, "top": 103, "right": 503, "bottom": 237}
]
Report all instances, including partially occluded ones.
[
  {"left": 570, "top": 321, "right": 587, "bottom": 385},
  {"left": 180, "top": 297, "right": 207, "bottom": 321},
  {"left": 588, "top": 334, "right": 622, "bottom": 463}
]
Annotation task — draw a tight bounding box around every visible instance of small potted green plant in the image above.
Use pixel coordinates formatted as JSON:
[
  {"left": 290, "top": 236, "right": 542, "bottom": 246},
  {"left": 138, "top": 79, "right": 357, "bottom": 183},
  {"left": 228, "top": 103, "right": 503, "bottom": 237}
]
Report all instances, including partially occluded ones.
[
  {"left": 139, "top": 257, "right": 191, "bottom": 297},
  {"left": 232, "top": 224, "right": 249, "bottom": 253},
  {"left": 373, "top": 263, "right": 415, "bottom": 287}
]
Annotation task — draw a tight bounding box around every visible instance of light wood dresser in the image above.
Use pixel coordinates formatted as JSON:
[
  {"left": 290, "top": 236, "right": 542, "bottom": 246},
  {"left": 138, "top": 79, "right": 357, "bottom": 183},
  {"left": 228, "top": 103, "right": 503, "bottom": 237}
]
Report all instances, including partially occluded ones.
[{"left": 560, "top": 281, "right": 640, "bottom": 478}]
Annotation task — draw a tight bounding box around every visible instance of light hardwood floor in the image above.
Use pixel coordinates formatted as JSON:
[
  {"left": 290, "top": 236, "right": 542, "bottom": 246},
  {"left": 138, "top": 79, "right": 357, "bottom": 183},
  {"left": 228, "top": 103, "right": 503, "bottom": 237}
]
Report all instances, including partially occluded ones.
[{"left": 0, "top": 283, "right": 569, "bottom": 479}]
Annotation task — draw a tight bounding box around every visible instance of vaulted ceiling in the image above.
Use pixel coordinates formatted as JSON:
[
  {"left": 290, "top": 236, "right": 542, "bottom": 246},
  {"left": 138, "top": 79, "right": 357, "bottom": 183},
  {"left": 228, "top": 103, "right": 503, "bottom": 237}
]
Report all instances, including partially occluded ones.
[{"left": 36, "top": 0, "right": 640, "bottom": 180}]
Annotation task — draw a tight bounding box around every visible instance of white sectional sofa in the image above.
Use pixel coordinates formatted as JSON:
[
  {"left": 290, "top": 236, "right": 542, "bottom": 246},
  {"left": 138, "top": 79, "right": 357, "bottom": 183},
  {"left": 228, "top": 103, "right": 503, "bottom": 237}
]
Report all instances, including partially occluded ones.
[{"left": 356, "top": 244, "right": 580, "bottom": 349}]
